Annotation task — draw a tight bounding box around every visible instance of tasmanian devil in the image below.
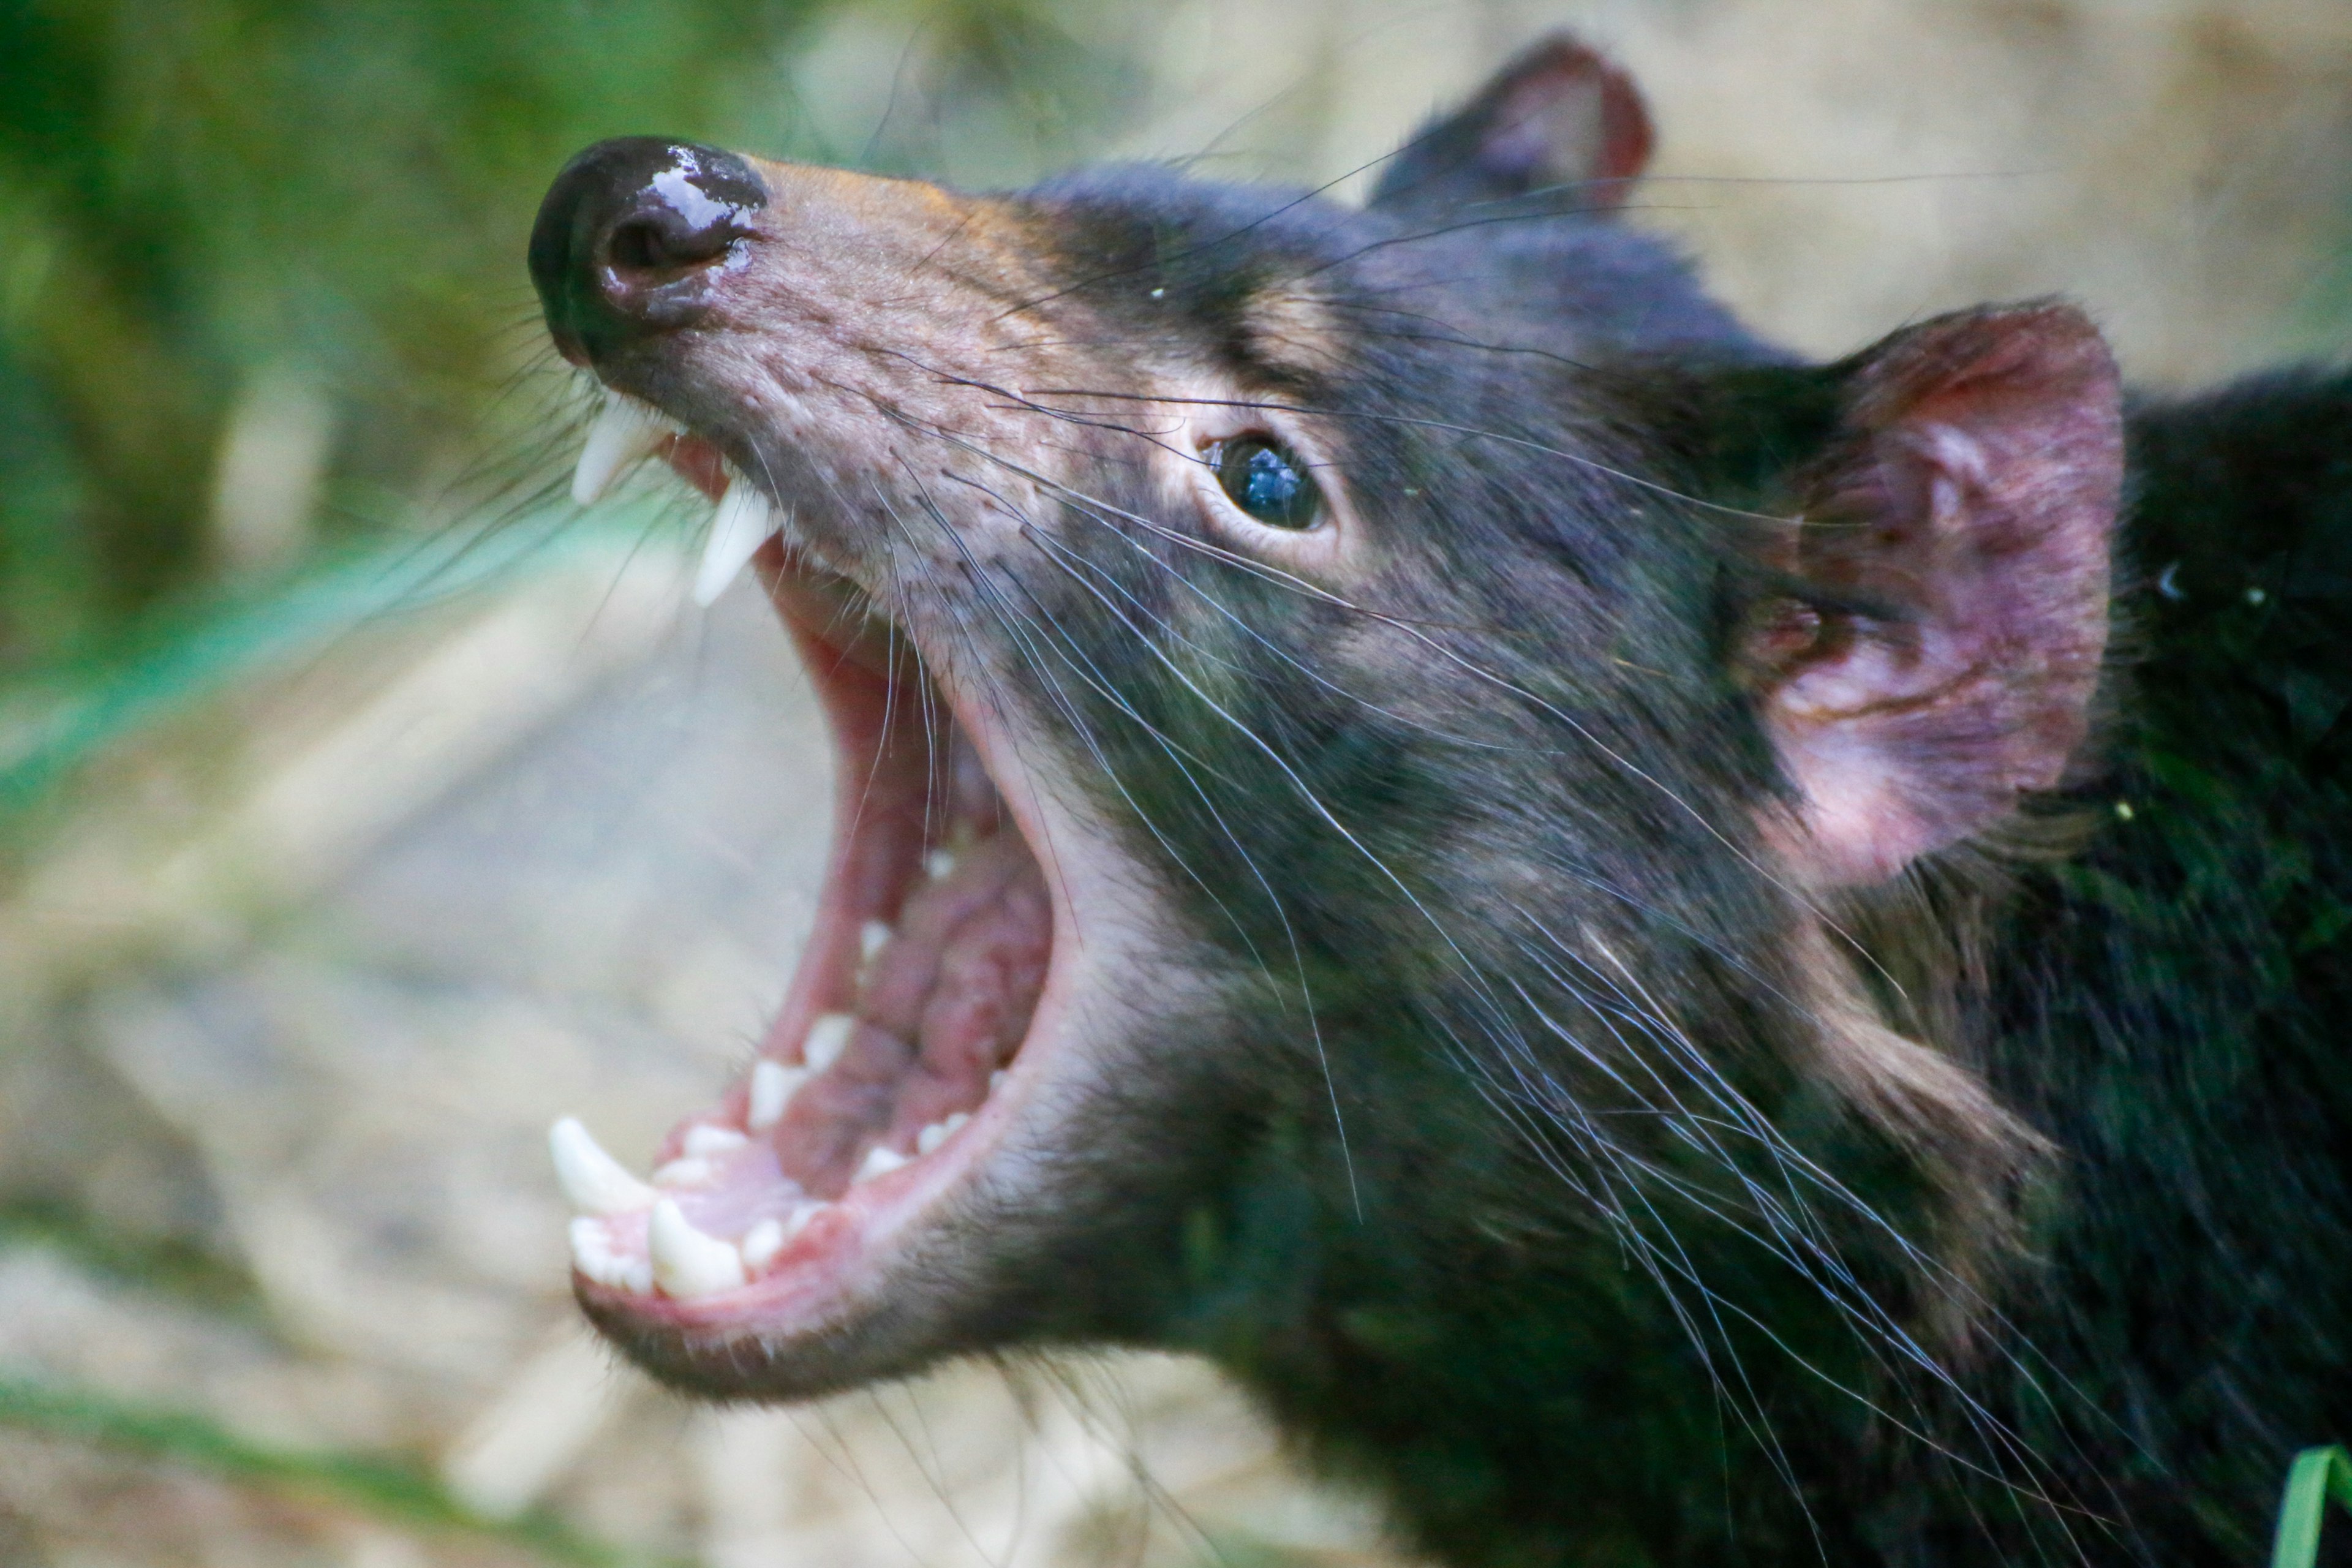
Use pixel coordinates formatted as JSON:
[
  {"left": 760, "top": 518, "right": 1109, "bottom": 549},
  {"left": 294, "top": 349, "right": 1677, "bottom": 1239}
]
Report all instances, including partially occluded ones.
[{"left": 523, "top": 36, "right": 2351, "bottom": 1567}]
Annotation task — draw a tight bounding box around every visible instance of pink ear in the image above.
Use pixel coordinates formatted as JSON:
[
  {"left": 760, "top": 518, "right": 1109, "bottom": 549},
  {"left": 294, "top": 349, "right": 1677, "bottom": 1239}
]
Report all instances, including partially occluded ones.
[
  {"left": 1480, "top": 38, "right": 1654, "bottom": 206},
  {"left": 1757, "top": 305, "right": 2124, "bottom": 886},
  {"left": 1370, "top": 35, "right": 1655, "bottom": 215}
]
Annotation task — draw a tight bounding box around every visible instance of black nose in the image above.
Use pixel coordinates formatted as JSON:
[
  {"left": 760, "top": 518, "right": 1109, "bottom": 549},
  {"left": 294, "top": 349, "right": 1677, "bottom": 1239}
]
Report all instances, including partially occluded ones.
[{"left": 529, "top": 137, "right": 767, "bottom": 366}]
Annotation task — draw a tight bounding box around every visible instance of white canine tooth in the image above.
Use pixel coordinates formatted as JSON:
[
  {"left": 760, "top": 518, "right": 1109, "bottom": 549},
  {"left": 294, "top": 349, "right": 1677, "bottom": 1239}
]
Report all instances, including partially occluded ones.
[
  {"left": 571, "top": 392, "right": 674, "bottom": 506},
  {"left": 649, "top": 1198, "right": 747, "bottom": 1298},
  {"left": 924, "top": 848, "right": 957, "bottom": 881},
  {"left": 692, "top": 480, "right": 785, "bottom": 606},
  {"left": 567, "top": 1216, "right": 652, "bottom": 1295},
  {"left": 549, "top": 1117, "right": 655, "bottom": 1216},
  {"left": 854, "top": 1145, "right": 908, "bottom": 1184},
  {"left": 739, "top": 1218, "right": 785, "bottom": 1272},
  {"left": 803, "top": 1013, "right": 854, "bottom": 1073},
  {"left": 682, "top": 1125, "right": 748, "bottom": 1158},
  {"left": 859, "top": 920, "right": 892, "bottom": 963},
  {"left": 746, "top": 1059, "right": 806, "bottom": 1131},
  {"left": 653, "top": 1156, "right": 716, "bottom": 1188}
]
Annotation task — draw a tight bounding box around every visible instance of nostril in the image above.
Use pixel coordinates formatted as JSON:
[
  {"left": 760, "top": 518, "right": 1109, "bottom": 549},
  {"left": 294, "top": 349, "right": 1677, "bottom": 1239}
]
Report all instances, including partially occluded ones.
[
  {"left": 604, "top": 209, "right": 738, "bottom": 277},
  {"left": 608, "top": 218, "right": 673, "bottom": 273},
  {"left": 529, "top": 136, "right": 768, "bottom": 366}
]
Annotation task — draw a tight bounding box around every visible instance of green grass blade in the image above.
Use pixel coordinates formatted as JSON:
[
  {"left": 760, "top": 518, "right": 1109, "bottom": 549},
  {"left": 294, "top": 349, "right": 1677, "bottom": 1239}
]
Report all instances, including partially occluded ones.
[
  {"left": 0, "top": 500, "right": 671, "bottom": 818},
  {"left": 2271, "top": 1445, "right": 2352, "bottom": 1568}
]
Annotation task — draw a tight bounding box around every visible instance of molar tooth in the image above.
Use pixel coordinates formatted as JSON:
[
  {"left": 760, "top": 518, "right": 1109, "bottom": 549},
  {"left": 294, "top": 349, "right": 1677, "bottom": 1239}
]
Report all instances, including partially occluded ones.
[
  {"left": 682, "top": 1125, "right": 748, "bottom": 1158},
  {"left": 571, "top": 391, "right": 674, "bottom": 506},
  {"left": 567, "top": 1216, "right": 652, "bottom": 1294},
  {"left": 802, "top": 1013, "right": 854, "bottom": 1073},
  {"left": 692, "top": 480, "right": 785, "bottom": 606},
  {"left": 854, "top": 1145, "right": 908, "bottom": 1184},
  {"left": 746, "top": 1059, "right": 806, "bottom": 1131},
  {"left": 648, "top": 1198, "right": 747, "bottom": 1298},
  {"left": 653, "top": 1156, "right": 716, "bottom": 1188},
  {"left": 859, "top": 920, "right": 892, "bottom": 963},
  {"left": 739, "top": 1217, "right": 785, "bottom": 1272},
  {"left": 916, "top": 1114, "right": 970, "bottom": 1155},
  {"left": 549, "top": 1117, "right": 655, "bottom": 1216}
]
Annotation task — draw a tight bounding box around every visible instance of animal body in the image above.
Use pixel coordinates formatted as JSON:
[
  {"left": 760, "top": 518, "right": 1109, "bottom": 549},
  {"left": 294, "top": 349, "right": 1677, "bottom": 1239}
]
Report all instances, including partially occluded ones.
[{"left": 526, "top": 37, "right": 2351, "bottom": 1567}]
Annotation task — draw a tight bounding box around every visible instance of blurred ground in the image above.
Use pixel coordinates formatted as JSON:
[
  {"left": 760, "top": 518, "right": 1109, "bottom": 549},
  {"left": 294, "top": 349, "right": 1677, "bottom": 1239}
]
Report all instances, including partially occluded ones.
[{"left": 6, "top": 1, "right": 2352, "bottom": 1565}]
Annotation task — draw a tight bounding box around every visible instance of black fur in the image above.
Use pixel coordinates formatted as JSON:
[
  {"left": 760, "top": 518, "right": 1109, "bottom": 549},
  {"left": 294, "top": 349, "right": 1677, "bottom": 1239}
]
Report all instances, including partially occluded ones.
[{"left": 951, "top": 98, "right": 2352, "bottom": 1568}]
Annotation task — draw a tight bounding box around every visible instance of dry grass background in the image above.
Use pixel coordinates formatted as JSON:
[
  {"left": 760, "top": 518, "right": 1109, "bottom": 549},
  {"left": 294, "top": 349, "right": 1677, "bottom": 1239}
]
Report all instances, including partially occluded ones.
[{"left": 4, "top": 1, "right": 2351, "bottom": 1564}]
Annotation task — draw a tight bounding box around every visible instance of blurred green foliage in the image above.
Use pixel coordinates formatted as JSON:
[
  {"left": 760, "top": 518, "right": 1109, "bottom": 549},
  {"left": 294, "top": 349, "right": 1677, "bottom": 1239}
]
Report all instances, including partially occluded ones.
[{"left": 0, "top": 0, "right": 1143, "bottom": 678}]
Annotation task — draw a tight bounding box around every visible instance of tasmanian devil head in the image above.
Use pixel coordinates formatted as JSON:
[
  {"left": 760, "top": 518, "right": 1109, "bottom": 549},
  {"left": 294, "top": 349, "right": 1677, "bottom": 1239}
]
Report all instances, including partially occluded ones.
[{"left": 529, "top": 36, "right": 2123, "bottom": 1563}]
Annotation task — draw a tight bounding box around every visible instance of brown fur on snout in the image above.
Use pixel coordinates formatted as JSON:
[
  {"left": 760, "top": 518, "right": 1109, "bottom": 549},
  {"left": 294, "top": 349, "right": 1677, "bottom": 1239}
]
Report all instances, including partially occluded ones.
[{"left": 631, "top": 159, "right": 1121, "bottom": 593}]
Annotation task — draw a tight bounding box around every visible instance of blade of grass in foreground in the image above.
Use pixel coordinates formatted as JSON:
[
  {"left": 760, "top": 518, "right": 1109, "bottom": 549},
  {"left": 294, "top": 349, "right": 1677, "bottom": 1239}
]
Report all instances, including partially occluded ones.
[
  {"left": 0, "top": 499, "right": 674, "bottom": 818},
  {"left": 0, "top": 1374, "right": 687, "bottom": 1568},
  {"left": 2272, "top": 1445, "right": 2352, "bottom": 1568}
]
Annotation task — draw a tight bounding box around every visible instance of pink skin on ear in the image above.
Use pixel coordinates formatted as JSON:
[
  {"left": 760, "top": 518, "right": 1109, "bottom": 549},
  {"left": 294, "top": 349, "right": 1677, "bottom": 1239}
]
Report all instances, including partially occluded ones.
[
  {"left": 1476, "top": 38, "right": 1656, "bottom": 206},
  {"left": 1759, "top": 305, "right": 2125, "bottom": 887}
]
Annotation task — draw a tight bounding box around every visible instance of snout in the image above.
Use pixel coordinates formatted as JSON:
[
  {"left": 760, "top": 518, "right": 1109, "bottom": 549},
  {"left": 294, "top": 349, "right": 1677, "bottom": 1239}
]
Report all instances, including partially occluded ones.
[{"left": 529, "top": 137, "right": 767, "bottom": 368}]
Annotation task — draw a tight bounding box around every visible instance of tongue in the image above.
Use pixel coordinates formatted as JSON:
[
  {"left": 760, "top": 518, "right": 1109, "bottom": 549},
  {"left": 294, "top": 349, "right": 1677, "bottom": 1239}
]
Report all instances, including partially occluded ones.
[{"left": 772, "top": 833, "right": 1050, "bottom": 1194}]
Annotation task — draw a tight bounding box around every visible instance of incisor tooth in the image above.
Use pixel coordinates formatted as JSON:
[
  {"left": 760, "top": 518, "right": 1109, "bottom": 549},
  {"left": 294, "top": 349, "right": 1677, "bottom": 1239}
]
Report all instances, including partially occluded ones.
[
  {"left": 803, "top": 1013, "right": 854, "bottom": 1072},
  {"left": 571, "top": 392, "right": 673, "bottom": 507},
  {"left": 692, "top": 480, "right": 785, "bottom": 606},
  {"left": 854, "top": 1145, "right": 908, "bottom": 1184},
  {"left": 746, "top": 1059, "right": 805, "bottom": 1131},
  {"left": 682, "top": 1125, "right": 748, "bottom": 1158},
  {"left": 567, "top": 1216, "right": 652, "bottom": 1294},
  {"left": 549, "top": 1117, "right": 655, "bottom": 1216},
  {"left": 649, "top": 1198, "right": 747, "bottom": 1297}
]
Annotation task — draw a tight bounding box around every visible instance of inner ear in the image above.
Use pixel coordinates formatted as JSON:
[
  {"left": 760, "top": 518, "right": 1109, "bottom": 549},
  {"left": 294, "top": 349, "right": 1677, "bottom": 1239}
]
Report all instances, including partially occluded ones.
[
  {"left": 1369, "top": 35, "right": 1654, "bottom": 218},
  {"left": 1749, "top": 304, "right": 2125, "bottom": 888}
]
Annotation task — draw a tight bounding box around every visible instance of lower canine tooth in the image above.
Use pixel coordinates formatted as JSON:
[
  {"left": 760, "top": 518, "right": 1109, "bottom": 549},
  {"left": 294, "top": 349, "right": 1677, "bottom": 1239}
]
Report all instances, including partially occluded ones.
[
  {"left": 746, "top": 1059, "right": 806, "bottom": 1131},
  {"left": 854, "top": 1145, "right": 908, "bottom": 1183},
  {"left": 571, "top": 391, "right": 674, "bottom": 506},
  {"left": 925, "top": 848, "right": 957, "bottom": 880},
  {"left": 649, "top": 1198, "right": 747, "bottom": 1297},
  {"left": 803, "top": 1013, "right": 854, "bottom": 1072},
  {"left": 549, "top": 1117, "right": 655, "bottom": 1216},
  {"left": 692, "top": 480, "right": 785, "bottom": 606}
]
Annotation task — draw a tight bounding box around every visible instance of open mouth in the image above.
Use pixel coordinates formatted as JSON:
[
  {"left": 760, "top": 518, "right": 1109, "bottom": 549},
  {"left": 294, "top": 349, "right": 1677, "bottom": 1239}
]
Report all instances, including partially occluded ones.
[{"left": 549, "top": 390, "right": 1059, "bottom": 1337}]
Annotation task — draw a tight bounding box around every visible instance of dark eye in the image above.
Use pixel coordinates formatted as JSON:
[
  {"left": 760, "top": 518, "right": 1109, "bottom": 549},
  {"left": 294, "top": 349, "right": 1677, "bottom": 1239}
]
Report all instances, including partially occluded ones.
[{"left": 1208, "top": 436, "right": 1321, "bottom": 530}]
